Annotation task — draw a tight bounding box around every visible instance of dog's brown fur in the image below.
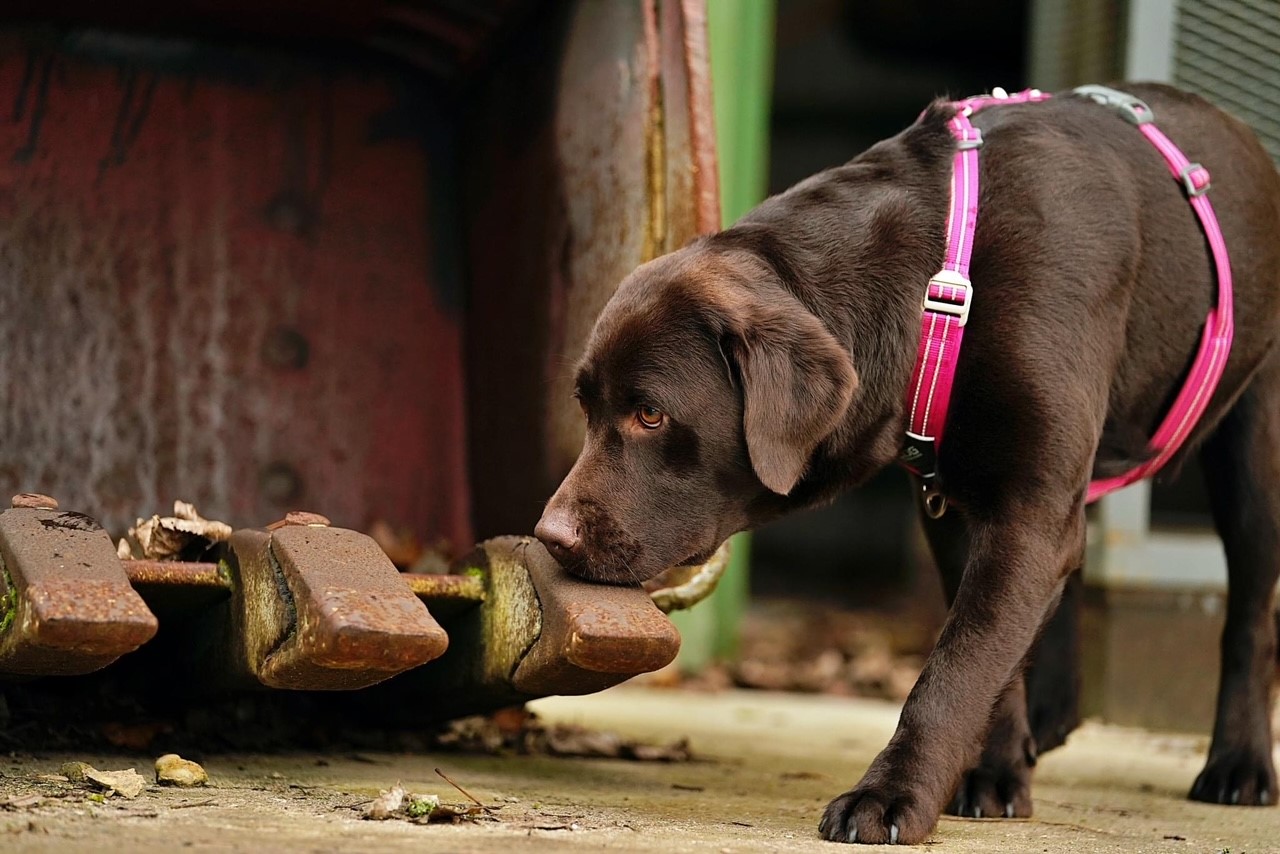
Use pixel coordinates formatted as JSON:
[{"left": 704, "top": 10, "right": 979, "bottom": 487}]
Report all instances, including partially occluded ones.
[{"left": 536, "top": 83, "right": 1280, "bottom": 844}]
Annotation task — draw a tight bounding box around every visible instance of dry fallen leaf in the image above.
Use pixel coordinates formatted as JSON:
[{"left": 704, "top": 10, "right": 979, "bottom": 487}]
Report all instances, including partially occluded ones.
[
  {"left": 364, "top": 785, "right": 406, "bottom": 820},
  {"left": 128, "top": 501, "right": 232, "bottom": 561}
]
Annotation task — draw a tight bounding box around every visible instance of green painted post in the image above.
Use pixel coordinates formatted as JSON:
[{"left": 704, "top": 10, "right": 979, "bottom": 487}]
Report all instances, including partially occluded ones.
[{"left": 669, "top": 0, "right": 776, "bottom": 670}]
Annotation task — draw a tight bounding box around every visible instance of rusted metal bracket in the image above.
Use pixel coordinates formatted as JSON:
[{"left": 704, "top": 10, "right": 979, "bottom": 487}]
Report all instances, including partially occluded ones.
[
  {"left": 356, "top": 537, "right": 680, "bottom": 722},
  {"left": 0, "top": 495, "right": 158, "bottom": 676},
  {"left": 512, "top": 537, "right": 682, "bottom": 694},
  {"left": 224, "top": 517, "right": 449, "bottom": 690}
]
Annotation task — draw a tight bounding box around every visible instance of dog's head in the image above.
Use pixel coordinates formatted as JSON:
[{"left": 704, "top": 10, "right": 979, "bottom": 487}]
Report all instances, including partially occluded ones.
[{"left": 535, "top": 244, "right": 858, "bottom": 583}]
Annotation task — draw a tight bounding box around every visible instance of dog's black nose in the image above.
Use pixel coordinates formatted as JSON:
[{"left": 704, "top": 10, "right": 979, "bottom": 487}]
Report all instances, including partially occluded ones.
[{"left": 535, "top": 510, "right": 581, "bottom": 566}]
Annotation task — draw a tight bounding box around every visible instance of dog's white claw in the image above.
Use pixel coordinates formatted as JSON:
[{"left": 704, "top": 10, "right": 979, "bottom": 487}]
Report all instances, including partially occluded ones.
[
  {"left": 1261, "top": 789, "right": 1271, "bottom": 805},
  {"left": 847, "top": 827, "right": 858, "bottom": 844},
  {"left": 1231, "top": 789, "right": 1240, "bottom": 805},
  {"left": 973, "top": 805, "right": 982, "bottom": 818},
  {"left": 1005, "top": 803, "right": 1014, "bottom": 818},
  {"left": 890, "top": 824, "right": 899, "bottom": 844}
]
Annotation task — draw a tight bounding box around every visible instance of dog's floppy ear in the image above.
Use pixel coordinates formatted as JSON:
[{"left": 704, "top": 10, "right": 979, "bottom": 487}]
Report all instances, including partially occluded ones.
[{"left": 716, "top": 287, "right": 858, "bottom": 495}]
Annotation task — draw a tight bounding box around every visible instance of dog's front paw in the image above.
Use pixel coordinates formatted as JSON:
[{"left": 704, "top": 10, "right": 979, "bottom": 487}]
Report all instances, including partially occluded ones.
[
  {"left": 818, "top": 787, "right": 935, "bottom": 845},
  {"left": 946, "top": 735, "right": 1035, "bottom": 818},
  {"left": 1189, "top": 748, "right": 1277, "bottom": 806}
]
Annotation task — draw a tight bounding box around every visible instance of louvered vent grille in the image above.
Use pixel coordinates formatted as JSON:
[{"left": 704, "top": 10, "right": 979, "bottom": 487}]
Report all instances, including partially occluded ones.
[{"left": 1174, "top": 0, "right": 1280, "bottom": 164}]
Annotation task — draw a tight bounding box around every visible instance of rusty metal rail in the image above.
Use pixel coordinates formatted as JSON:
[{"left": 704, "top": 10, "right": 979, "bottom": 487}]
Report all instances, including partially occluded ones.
[{"left": 0, "top": 495, "right": 683, "bottom": 710}]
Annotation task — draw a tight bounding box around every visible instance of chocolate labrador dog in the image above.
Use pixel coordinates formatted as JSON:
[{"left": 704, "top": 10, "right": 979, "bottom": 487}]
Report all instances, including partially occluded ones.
[{"left": 535, "top": 83, "right": 1280, "bottom": 844}]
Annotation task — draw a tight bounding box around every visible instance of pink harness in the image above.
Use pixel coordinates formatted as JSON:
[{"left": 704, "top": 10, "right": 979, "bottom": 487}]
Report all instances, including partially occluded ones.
[{"left": 900, "top": 86, "right": 1234, "bottom": 516}]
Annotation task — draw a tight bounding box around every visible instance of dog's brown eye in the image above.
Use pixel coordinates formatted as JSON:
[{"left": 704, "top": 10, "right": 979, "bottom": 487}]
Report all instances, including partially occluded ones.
[{"left": 636, "top": 405, "right": 664, "bottom": 429}]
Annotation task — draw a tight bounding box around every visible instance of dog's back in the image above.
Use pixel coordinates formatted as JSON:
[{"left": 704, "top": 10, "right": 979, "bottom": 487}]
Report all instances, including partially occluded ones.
[{"left": 947, "top": 84, "right": 1280, "bottom": 482}]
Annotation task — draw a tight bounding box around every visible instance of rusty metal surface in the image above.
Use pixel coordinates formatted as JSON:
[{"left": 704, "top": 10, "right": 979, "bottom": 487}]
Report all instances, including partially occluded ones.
[
  {"left": 465, "top": 0, "right": 724, "bottom": 538},
  {"left": 402, "top": 571, "right": 484, "bottom": 621},
  {"left": 0, "top": 32, "right": 471, "bottom": 551},
  {"left": 4, "top": 1, "right": 538, "bottom": 81},
  {"left": 123, "top": 560, "right": 228, "bottom": 591},
  {"left": 339, "top": 536, "right": 542, "bottom": 722},
  {"left": 124, "top": 558, "right": 231, "bottom": 614},
  {"left": 360, "top": 536, "right": 678, "bottom": 717},
  {"left": 666, "top": 0, "right": 722, "bottom": 239},
  {"left": 542, "top": 1, "right": 660, "bottom": 481},
  {"left": 512, "top": 539, "right": 680, "bottom": 695},
  {"left": 0, "top": 508, "right": 157, "bottom": 675},
  {"left": 0, "top": 3, "right": 719, "bottom": 718},
  {"left": 225, "top": 525, "right": 448, "bottom": 690}
]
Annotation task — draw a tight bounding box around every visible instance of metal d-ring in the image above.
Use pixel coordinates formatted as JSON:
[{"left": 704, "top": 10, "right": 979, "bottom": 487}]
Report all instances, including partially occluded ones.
[{"left": 922, "top": 483, "right": 948, "bottom": 519}]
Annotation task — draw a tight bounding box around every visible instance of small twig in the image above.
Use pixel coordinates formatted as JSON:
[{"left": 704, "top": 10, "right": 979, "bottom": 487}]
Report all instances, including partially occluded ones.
[
  {"left": 169, "top": 799, "right": 216, "bottom": 810},
  {"left": 434, "top": 768, "right": 487, "bottom": 810},
  {"left": 332, "top": 799, "right": 372, "bottom": 811}
]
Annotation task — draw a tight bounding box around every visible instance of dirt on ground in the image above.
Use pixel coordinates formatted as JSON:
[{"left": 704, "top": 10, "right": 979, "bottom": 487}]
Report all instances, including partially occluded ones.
[{"left": 1, "top": 686, "right": 1277, "bottom": 853}]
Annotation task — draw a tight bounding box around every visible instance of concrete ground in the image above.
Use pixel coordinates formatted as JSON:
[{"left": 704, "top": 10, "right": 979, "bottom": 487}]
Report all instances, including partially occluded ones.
[{"left": 2, "top": 685, "right": 1277, "bottom": 852}]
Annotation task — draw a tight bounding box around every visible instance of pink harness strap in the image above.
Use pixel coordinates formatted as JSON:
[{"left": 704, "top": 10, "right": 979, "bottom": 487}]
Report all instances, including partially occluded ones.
[{"left": 900, "top": 86, "right": 1235, "bottom": 512}]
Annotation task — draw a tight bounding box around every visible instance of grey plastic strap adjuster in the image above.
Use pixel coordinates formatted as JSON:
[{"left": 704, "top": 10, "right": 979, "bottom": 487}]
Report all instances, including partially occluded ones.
[{"left": 1073, "top": 84, "right": 1155, "bottom": 126}]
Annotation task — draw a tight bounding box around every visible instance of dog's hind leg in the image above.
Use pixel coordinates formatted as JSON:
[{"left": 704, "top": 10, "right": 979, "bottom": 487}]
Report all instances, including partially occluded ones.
[
  {"left": 1192, "top": 352, "right": 1280, "bottom": 807},
  {"left": 1024, "top": 570, "right": 1083, "bottom": 755}
]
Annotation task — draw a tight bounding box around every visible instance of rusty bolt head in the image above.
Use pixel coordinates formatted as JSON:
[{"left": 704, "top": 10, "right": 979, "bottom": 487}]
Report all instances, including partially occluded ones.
[
  {"left": 11, "top": 493, "right": 58, "bottom": 510},
  {"left": 267, "top": 511, "right": 331, "bottom": 530},
  {"left": 261, "top": 326, "right": 310, "bottom": 370},
  {"left": 259, "top": 462, "right": 303, "bottom": 505}
]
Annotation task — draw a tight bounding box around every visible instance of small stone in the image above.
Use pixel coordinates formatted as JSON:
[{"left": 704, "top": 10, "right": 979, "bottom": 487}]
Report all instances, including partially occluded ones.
[
  {"left": 84, "top": 768, "right": 146, "bottom": 799},
  {"left": 154, "top": 754, "right": 208, "bottom": 788},
  {"left": 11, "top": 493, "right": 57, "bottom": 510},
  {"left": 286, "top": 510, "right": 329, "bottom": 526},
  {"left": 59, "top": 761, "right": 94, "bottom": 783}
]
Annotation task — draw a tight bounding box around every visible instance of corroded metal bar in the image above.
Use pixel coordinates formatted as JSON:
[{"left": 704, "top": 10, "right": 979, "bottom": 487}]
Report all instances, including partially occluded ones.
[
  {"left": 351, "top": 536, "right": 680, "bottom": 722},
  {"left": 124, "top": 560, "right": 228, "bottom": 590},
  {"left": 0, "top": 506, "right": 157, "bottom": 676},
  {"left": 512, "top": 538, "right": 682, "bottom": 695},
  {"left": 225, "top": 523, "right": 449, "bottom": 690}
]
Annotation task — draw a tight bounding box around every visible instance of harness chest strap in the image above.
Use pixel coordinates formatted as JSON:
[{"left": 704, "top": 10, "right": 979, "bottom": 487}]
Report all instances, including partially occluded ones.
[{"left": 899, "top": 85, "right": 1235, "bottom": 511}]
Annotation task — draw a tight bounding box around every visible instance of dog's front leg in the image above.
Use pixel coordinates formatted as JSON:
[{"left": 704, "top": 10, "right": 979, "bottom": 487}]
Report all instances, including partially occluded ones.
[{"left": 820, "top": 503, "right": 1084, "bottom": 844}]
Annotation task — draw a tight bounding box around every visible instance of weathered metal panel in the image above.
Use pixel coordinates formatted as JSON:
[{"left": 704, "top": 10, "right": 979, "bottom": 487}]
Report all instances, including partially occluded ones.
[
  {"left": 0, "top": 34, "right": 471, "bottom": 548},
  {"left": 464, "top": 0, "right": 721, "bottom": 538}
]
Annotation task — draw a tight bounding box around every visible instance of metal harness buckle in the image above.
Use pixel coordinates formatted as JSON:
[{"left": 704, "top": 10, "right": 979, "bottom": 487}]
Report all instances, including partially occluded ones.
[{"left": 923, "top": 269, "right": 973, "bottom": 327}]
